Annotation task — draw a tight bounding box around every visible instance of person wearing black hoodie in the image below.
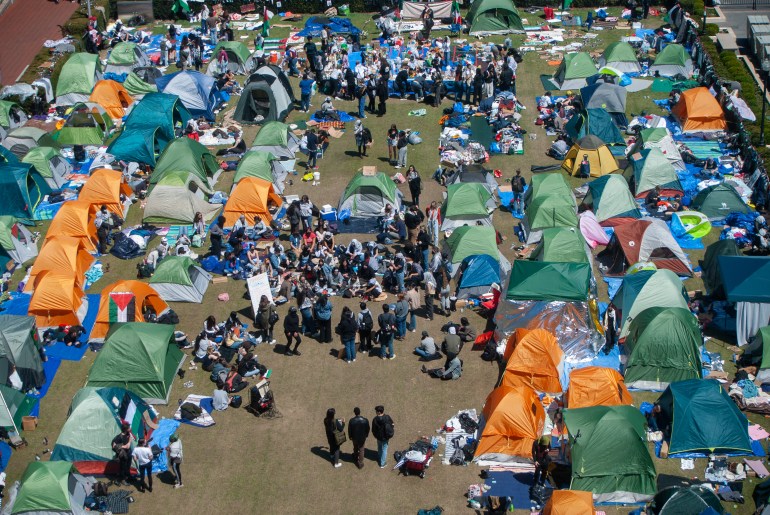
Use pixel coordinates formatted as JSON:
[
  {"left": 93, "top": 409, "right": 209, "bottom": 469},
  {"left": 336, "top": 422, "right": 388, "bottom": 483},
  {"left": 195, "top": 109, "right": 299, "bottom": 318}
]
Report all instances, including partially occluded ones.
[
  {"left": 337, "top": 306, "right": 359, "bottom": 363},
  {"left": 347, "top": 407, "right": 370, "bottom": 469},
  {"left": 284, "top": 306, "right": 302, "bottom": 356}
]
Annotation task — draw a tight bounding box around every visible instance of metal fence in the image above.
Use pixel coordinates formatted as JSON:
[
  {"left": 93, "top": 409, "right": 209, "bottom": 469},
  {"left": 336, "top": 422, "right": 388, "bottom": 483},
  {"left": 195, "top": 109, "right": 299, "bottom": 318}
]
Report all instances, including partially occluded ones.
[{"left": 718, "top": 0, "right": 770, "bottom": 8}]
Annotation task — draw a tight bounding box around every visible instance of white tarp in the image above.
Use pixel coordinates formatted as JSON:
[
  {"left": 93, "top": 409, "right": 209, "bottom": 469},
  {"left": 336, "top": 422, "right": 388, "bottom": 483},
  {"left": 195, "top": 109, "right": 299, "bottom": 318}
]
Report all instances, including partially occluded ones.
[{"left": 401, "top": 0, "right": 452, "bottom": 19}]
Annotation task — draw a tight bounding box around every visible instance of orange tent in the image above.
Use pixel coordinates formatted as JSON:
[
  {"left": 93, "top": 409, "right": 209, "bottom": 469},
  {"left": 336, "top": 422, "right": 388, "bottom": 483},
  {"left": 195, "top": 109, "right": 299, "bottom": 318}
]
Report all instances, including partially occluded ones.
[
  {"left": 565, "top": 366, "right": 633, "bottom": 409},
  {"left": 24, "top": 236, "right": 94, "bottom": 292},
  {"left": 671, "top": 87, "right": 726, "bottom": 133},
  {"left": 91, "top": 280, "right": 170, "bottom": 342},
  {"left": 502, "top": 329, "right": 564, "bottom": 393},
  {"left": 89, "top": 80, "right": 133, "bottom": 119},
  {"left": 474, "top": 385, "right": 545, "bottom": 463},
  {"left": 78, "top": 168, "right": 133, "bottom": 216},
  {"left": 542, "top": 490, "right": 596, "bottom": 515},
  {"left": 45, "top": 201, "right": 98, "bottom": 252},
  {"left": 222, "top": 177, "right": 282, "bottom": 226},
  {"left": 28, "top": 270, "right": 87, "bottom": 327}
]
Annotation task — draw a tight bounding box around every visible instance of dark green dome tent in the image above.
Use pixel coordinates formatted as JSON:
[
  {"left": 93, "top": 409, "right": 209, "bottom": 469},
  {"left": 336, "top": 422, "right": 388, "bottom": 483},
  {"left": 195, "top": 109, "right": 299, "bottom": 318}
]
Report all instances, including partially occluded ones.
[{"left": 466, "top": 0, "right": 524, "bottom": 35}]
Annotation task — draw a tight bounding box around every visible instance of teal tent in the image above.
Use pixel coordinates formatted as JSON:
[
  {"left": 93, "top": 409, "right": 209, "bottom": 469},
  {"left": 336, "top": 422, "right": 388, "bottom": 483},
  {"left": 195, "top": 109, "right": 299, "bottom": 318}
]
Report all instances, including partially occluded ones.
[
  {"left": 565, "top": 108, "right": 625, "bottom": 145},
  {"left": 0, "top": 163, "right": 52, "bottom": 220}
]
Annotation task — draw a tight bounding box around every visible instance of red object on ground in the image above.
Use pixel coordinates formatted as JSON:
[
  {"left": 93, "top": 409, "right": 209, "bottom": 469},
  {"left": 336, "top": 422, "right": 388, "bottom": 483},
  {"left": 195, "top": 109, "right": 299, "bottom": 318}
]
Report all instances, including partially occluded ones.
[{"left": 0, "top": 0, "right": 79, "bottom": 85}]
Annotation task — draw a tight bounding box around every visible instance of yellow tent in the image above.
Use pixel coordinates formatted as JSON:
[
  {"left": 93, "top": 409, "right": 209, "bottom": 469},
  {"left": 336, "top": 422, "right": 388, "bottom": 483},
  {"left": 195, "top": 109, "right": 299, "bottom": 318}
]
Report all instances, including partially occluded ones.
[{"left": 562, "top": 135, "right": 619, "bottom": 177}]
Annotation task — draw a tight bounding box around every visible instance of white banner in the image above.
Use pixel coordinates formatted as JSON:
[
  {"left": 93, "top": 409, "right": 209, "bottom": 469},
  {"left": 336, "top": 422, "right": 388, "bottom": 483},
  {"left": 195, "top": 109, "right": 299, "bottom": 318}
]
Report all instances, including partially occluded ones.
[
  {"left": 247, "top": 273, "right": 273, "bottom": 318},
  {"left": 401, "top": 1, "right": 453, "bottom": 20}
]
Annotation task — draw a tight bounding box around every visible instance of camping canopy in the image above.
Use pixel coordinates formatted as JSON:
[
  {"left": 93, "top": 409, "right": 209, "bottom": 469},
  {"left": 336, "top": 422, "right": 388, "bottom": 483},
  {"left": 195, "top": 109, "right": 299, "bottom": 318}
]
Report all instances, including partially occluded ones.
[
  {"left": 441, "top": 182, "right": 494, "bottom": 231},
  {"left": 55, "top": 53, "right": 102, "bottom": 106},
  {"left": 0, "top": 100, "right": 27, "bottom": 129},
  {"left": 616, "top": 269, "right": 690, "bottom": 339},
  {"left": 234, "top": 150, "right": 288, "bottom": 193},
  {"left": 52, "top": 102, "right": 114, "bottom": 146},
  {"left": 89, "top": 80, "right": 134, "bottom": 119},
  {"left": 562, "top": 405, "right": 656, "bottom": 503},
  {"left": 624, "top": 307, "right": 703, "bottom": 390},
  {"left": 91, "top": 281, "right": 169, "bottom": 342},
  {"left": 524, "top": 192, "right": 578, "bottom": 237},
  {"left": 565, "top": 366, "right": 632, "bottom": 408},
  {"left": 150, "top": 256, "right": 212, "bottom": 303},
  {"left": 672, "top": 87, "right": 726, "bottom": 133},
  {"left": 473, "top": 385, "right": 545, "bottom": 463},
  {"left": 45, "top": 201, "right": 97, "bottom": 251},
  {"left": 657, "top": 378, "right": 751, "bottom": 455},
  {"left": 691, "top": 182, "right": 751, "bottom": 221},
  {"left": 87, "top": 323, "right": 184, "bottom": 404},
  {"left": 598, "top": 218, "right": 692, "bottom": 276},
  {"left": 0, "top": 215, "right": 37, "bottom": 269},
  {"left": 444, "top": 225, "right": 499, "bottom": 268},
  {"left": 631, "top": 128, "right": 685, "bottom": 171},
  {"left": 51, "top": 386, "right": 157, "bottom": 474},
  {"left": 553, "top": 52, "right": 598, "bottom": 90},
  {"left": 222, "top": 177, "right": 282, "bottom": 226},
  {"left": 105, "top": 42, "right": 151, "bottom": 74},
  {"left": 565, "top": 108, "right": 625, "bottom": 145},
  {"left": 154, "top": 70, "right": 219, "bottom": 121},
  {"left": 506, "top": 261, "right": 591, "bottom": 301},
  {"left": 0, "top": 315, "right": 45, "bottom": 391},
  {"left": 466, "top": 0, "right": 524, "bottom": 35},
  {"left": 719, "top": 256, "right": 770, "bottom": 345},
  {"left": 338, "top": 171, "right": 402, "bottom": 218},
  {"left": 107, "top": 128, "right": 164, "bottom": 167},
  {"left": 625, "top": 147, "right": 683, "bottom": 197},
  {"left": 649, "top": 43, "right": 693, "bottom": 78},
  {"left": 598, "top": 41, "right": 641, "bottom": 74},
  {"left": 456, "top": 254, "right": 502, "bottom": 298},
  {"left": 649, "top": 485, "right": 725, "bottom": 515},
  {"left": 21, "top": 146, "right": 71, "bottom": 188},
  {"left": 502, "top": 328, "right": 564, "bottom": 393},
  {"left": 562, "top": 135, "right": 619, "bottom": 177},
  {"left": 584, "top": 174, "right": 642, "bottom": 225},
  {"left": 122, "top": 92, "right": 191, "bottom": 145},
  {"left": 530, "top": 226, "right": 589, "bottom": 263},
  {"left": 8, "top": 461, "right": 88, "bottom": 515},
  {"left": 701, "top": 239, "right": 741, "bottom": 299},
  {"left": 525, "top": 173, "right": 573, "bottom": 203},
  {"left": 207, "top": 41, "right": 253, "bottom": 75},
  {"left": 0, "top": 163, "right": 52, "bottom": 220}
]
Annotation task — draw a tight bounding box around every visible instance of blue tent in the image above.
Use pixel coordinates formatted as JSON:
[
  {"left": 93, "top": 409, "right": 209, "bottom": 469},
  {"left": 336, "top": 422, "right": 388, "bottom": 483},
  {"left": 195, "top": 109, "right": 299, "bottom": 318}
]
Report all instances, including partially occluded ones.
[
  {"left": 458, "top": 254, "right": 501, "bottom": 298},
  {"left": 154, "top": 71, "right": 219, "bottom": 121},
  {"left": 107, "top": 127, "right": 164, "bottom": 166},
  {"left": 0, "top": 146, "right": 18, "bottom": 164},
  {"left": 296, "top": 16, "right": 361, "bottom": 38}
]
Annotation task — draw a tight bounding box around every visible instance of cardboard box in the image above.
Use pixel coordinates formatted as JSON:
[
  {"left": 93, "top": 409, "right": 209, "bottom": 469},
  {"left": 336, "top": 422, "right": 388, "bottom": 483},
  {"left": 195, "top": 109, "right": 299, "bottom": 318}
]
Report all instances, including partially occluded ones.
[
  {"left": 212, "top": 276, "right": 229, "bottom": 284},
  {"left": 22, "top": 416, "right": 37, "bottom": 431}
]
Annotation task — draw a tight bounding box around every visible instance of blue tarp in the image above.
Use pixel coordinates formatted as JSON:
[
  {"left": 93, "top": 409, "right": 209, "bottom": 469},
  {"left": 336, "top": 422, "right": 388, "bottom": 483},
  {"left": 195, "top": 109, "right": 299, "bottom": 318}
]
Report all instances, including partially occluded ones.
[
  {"left": 150, "top": 419, "right": 182, "bottom": 474},
  {"left": 296, "top": 17, "right": 361, "bottom": 38}
]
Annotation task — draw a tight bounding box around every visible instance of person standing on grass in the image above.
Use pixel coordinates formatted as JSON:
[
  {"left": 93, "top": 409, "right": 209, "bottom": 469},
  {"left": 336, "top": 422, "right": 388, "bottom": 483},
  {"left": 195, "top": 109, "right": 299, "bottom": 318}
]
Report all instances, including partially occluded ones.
[
  {"left": 394, "top": 292, "right": 409, "bottom": 341},
  {"left": 324, "top": 408, "right": 345, "bottom": 468},
  {"left": 407, "top": 165, "right": 421, "bottom": 206},
  {"left": 348, "top": 407, "right": 370, "bottom": 469},
  {"left": 314, "top": 292, "right": 333, "bottom": 343},
  {"left": 299, "top": 73, "right": 315, "bottom": 113},
  {"left": 357, "top": 302, "right": 374, "bottom": 354},
  {"left": 376, "top": 74, "right": 389, "bottom": 117},
  {"left": 396, "top": 131, "right": 408, "bottom": 169},
  {"left": 372, "top": 405, "right": 395, "bottom": 468},
  {"left": 356, "top": 78, "right": 367, "bottom": 119},
  {"left": 306, "top": 129, "right": 319, "bottom": 170},
  {"left": 378, "top": 304, "right": 396, "bottom": 360},
  {"left": 112, "top": 422, "right": 134, "bottom": 486},
  {"left": 337, "top": 305, "right": 359, "bottom": 363},
  {"left": 426, "top": 202, "right": 441, "bottom": 248},
  {"left": 406, "top": 284, "right": 421, "bottom": 332},
  {"left": 284, "top": 306, "right": 302, "bottom": 356},
  {"left": 132, "top": 438, "right": 154, "bottom": 493},
  {"left": 354, "top": 120, "right": 365, "bottom": 157},
  {"left": 511, "top": 169, "right": 526, "bottom": 216},
  {"left": 386, "top": 124, "right": 398, "bottom": 165},
  {"left": 166, "top": 434, "right": 184, "bottom": 489}
]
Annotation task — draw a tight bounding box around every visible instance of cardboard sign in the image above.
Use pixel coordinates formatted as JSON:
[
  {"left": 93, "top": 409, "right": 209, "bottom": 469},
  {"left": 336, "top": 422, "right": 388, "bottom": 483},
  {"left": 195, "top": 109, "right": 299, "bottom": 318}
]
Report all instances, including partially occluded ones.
[{"left": 247, "top": 273, "right": 273, "bottom": 316}]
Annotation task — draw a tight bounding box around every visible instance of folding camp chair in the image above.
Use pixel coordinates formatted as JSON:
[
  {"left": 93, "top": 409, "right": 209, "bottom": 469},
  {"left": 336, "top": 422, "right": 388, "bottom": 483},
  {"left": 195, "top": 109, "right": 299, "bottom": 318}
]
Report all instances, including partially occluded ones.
[{"left": 478, "top": 283, "right": 501, "bottom": 316}]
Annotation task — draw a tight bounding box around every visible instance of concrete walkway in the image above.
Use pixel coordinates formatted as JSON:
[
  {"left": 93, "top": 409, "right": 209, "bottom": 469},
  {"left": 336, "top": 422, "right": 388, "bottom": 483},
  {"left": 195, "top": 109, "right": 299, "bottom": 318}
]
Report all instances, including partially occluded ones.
[{"left": 0, "top": 0, "right": 79, "bottom": 85}]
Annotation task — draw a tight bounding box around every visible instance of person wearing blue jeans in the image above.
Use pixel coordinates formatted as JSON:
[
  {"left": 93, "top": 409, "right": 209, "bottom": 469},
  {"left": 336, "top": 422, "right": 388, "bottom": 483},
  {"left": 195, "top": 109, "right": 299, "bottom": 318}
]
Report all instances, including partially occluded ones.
[
  {"left": 372, "top": 406, "right": 394, "bottom": 468},
  {"left": 394, "top": 293, "right": 408, "bottom": 340},
  {"left": 299, "top": 74, "right": 315, "bottom": 113},
  {"left": 377, "top": 304, "right": 396, "bottom": 360},
  {"left": 414, "top": 331, "right": 441, "bottom": 360},
  {"left": 337, "top": 306, "right": 359, "bottom": 363},
  {"left": 406, "top": 284, "right": 420, "bottom": 332}
]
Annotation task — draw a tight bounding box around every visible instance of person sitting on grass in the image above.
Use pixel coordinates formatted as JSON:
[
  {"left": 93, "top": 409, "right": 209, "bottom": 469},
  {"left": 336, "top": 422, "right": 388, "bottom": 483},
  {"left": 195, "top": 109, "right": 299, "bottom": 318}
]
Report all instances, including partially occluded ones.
[
  {"left": 420, "top": 356, "right": 462, "bottom": 379},
  {"left": 223, "top": 252, "right": 243, "bottom": 278},
  {"left": 414, "top": 330, "right": 442, "bottom": 361},
  {"left": 212, "top": 381, "right": 232, "bottom": 411},
  {"left": 193, "top": 334, "right": 220, "bottom": 367}
]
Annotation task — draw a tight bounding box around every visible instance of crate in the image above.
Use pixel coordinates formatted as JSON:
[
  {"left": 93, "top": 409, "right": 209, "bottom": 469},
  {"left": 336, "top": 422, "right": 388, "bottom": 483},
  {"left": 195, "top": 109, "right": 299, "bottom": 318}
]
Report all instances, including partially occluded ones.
[{"left": 22, "top": 416, "right": 37, "bottom": 431}]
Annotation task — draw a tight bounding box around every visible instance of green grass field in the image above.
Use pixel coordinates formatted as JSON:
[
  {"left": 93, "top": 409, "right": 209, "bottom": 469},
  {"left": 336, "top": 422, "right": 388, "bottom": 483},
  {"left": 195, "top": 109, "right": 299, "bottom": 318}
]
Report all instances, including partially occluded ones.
[{"left": 4, "top": 9, "right": 768, "bottom": 515}]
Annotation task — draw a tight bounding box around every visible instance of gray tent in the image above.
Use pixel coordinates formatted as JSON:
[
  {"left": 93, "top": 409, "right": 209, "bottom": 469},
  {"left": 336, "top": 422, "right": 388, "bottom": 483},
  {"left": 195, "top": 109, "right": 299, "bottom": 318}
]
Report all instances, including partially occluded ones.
[
  {"left": 233, "top": 70, "right": 294, "bottom": 124},
  {"left": 446, "top": 164, "right": 499, "bottom": 197},
  {"left": 1, "top": 127, "right": 57, "bottom": 158},
  {"left": 104, "top": 42, "right": 152, "bottom": 75},
  {"left": 0, "top": 315, "right": 45, "bottom": 391},
  {"left": 143, "top": 175, "right": 221, "bottom": 225},
  {"left": 580, "top": 82, "right": 627, "bottom": 114},
  {"left": 149, "top": 256, "right": 212, "bottom": 303}
]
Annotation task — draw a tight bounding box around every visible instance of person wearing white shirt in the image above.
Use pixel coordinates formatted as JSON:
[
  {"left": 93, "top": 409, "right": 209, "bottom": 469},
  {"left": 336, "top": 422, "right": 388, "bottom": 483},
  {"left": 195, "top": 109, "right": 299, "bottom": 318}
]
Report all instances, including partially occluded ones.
[
  {"left": 132, "top": 439, "right": 154, "bottom": 492},
  {"left": 167, "top": 435, "right": 184, "bottom": 488}
]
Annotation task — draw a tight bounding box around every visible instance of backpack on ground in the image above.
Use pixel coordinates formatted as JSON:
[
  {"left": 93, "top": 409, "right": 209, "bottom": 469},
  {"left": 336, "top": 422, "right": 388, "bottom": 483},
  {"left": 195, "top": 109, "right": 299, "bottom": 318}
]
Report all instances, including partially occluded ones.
[
  {"left": 230, "top": 395, "right": 243, "bottom": 408},
  {"left": 180, "top": 402, "right": 202, "bottom": 420}
]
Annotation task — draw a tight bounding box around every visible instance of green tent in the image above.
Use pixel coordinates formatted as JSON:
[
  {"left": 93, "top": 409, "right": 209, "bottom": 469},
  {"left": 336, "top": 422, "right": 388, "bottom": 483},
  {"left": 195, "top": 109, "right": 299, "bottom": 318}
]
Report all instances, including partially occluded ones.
[
  {"left": 744, "top": 326, "right": 770, "bottom": 383},
  {"left": 466, "top": 0, "right": 524, "bottom": 35},
  {"left": 149, "top": 256, "right": 213, "bottom": 302},
  {"left": 21, "top": 146, "right": 72, "bottom": 188},
  {"left": 209, "top": 41, "right": 253, "bottom": 75},
  {"left": 149, "top": 137, "right": 218, "bottom": 192},
  {"left": 0, "top": 100, "right": 27, "bottom": 129},
  {"left": 444, "top": 226, "right": 499, "bottom": 267},
  {"left": 719, "top": 256, "right": 770, "bottom": 304},
  {"left": 525, "top": 192, "right": 578, "bottom": 231},
  {"left": 599, "top": 41, "right": 642, "bottom": 74},
  {"left": 441, "top": 182, "right": 493, "bottom": 230},
  {"left": 234, "top": 150, "right": 278, "bottom": 184},
  {"left": 0, "top": 215, "right": 37, "bottom": 270},
  {"left": 565, "top": 108, "right": 625, "bottom": 145},
  {"left": 700, "top": 239, "right": 741, "bottom": 299},
  {"left": 0, "top": 384, "right": 35, "bottom": 431},
  {"left": 252, "top": 121, "right": 293, "bottom": 147},
  {"left": 86, "top": 323, "right": 184, "bottom": 404},
  {"left": 55, "top": 53, "right": 102, "bottom": 106},
  {"left": 584, "top": 174, "right": 642, "bottom": 224},
  {"left": 657, "top": 378, "right": 751, "bottom": 455},
  {"left": 691, "top": 182, "right": 751, "bottom": 221},
  {"left": 625, "top": 148, "right": 683, "bottom": 197},
  {"left": 2, "top": 126, "right": 60, "bottom": 159},
  {"left": 0, "top": 315, "right": 45, "bottom": 391},
  {"left": 0, "top": 163, "right": 52, "bottom": 220},
  {"left": 107, "top": 128, "right": 164, "bottom": 167},
  {"left": 624, "top": 307, "right": 703, "bottom": 390},
  {"left": 51, "top": 102, "right": 114, "bottom": 146},
  {"left": 649, "top": 485, "right": 725, "bottom": 515},
  {"left": 631, "top": 128, "right": 685, "bottom": 170},
  {"left": 143, "top": 170, "right": 222, "bottom": 224},
  {"left": 562, "top": 405, "right": 656, "bottom": 503},
  {"left": 553, "top": 52, "right": 598, "bottom": 90},
  {"left": 531, "top": 227, "right": 589, "bottom": 263},
  {"left": 506, "top": 260, "right": 591, "bottom": 301},
  {"left": 106, "top": 42, "right": 150, "bottom": 69},
  {"left": 616, "top": 269, "right": 690, "bottom": 339},
  {"left": 122, "top": 71, "right": 158, "bottom": 97},
  {"left": 525, "top": 173, "right": 572, "bottom": 203},
  {"left": 51, "top": 386, "right": 156, "bottom": 472},
  {"left": 9, "top": 461, "right": 87, "bottom": 515},
  {"left": 649, "top": 43, "right": 693, "bottom": 78},
  {"left": 337, "top": 171, "right": 402, "bottom": 218}
]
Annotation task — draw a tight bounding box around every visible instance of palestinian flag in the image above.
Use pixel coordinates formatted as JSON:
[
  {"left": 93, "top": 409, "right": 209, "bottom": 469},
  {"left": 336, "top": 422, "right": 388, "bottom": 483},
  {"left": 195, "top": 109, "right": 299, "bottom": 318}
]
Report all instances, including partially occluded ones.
[{"left": 109, "top": 292, "right": 136, "bottom": 324}]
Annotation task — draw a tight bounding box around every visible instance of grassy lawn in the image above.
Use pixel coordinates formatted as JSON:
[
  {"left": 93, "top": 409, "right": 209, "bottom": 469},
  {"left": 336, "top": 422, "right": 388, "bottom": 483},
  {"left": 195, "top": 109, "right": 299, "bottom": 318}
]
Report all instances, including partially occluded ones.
[{"left": 4, "top": 8, "right": 767, "bottom": 515}]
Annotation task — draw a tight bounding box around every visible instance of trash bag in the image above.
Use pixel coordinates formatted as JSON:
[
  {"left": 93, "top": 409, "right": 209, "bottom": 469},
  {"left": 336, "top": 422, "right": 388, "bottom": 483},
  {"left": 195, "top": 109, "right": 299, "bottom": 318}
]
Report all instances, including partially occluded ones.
[{"left": 111, "top": 233, "right": 144, "bottom": 259}]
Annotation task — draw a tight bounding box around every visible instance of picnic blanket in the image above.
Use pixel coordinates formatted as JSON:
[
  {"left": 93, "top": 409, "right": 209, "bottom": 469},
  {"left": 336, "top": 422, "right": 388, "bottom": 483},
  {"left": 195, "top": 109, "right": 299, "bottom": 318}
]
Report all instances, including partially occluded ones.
[
  {"left": 174, "top": 394, "right": 216, "bottom": 427},
  {"left": 163, "top": 225, "right": 206, "bottom": 247},
  {"left": 97, "top": 490, "right": 132, "bottom": 515},
  {"left": 0, "top": 292, "right": 31, "bottom": 316},
  {"left": 484, "top": 471, "right": 542, "bottom": 510},
  {"left": 310, "top": 111, "right": 355, "bottom": 123},
  {"left": 29, "top": 357, "right": 62, "bottom": 417},
  {"left": 149, "top": 418, "right": 182, "bottom": 474}
]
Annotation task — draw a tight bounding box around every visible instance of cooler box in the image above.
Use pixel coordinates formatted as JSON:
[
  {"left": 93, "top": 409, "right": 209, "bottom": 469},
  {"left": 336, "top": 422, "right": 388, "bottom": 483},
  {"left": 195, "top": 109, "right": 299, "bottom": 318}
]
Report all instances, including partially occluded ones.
[{"left": 321, "top": 206, "right": 337, "bottom": 221}]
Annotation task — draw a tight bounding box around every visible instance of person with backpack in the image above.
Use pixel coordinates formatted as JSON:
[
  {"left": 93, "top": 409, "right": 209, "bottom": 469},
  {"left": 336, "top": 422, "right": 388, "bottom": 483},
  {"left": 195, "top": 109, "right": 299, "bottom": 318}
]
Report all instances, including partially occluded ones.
[
  {"left": 357, "top": 302, "right": 374, "bottom": 353},
  {"left": 337, "top": 306, "right": 359, "bottom": 363},
  {"left": 314, "top": 293, "right": 333, "bottom": 343},
  {"left": 111, "top": 422, "right": 134, "bottom": 486},
  {"left": 378, "top": 304, "right": 397, "bottom": 360},
  {"left": 372, "top": 405, "right": 395, "bottom": 468},
  {"left": 511, "top": 169, "right": 526, "bottom": 216},
  {"left": 394, "top": 293, "right": 409, "bottom": 341}
]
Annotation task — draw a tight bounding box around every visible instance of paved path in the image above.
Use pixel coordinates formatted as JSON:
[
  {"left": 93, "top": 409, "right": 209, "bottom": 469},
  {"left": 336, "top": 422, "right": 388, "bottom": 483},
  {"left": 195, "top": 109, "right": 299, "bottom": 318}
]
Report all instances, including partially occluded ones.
[{"left": 0, "top": 0, "right": 79, "bottom": 85}]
